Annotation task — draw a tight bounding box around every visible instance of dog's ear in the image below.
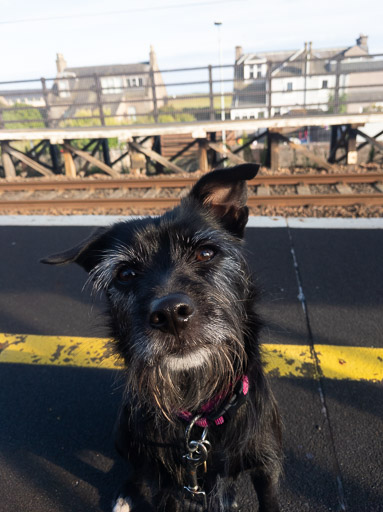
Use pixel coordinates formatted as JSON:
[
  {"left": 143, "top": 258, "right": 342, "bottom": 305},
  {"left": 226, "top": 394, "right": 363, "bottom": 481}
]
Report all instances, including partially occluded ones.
[
  {"left": 189, "top": 163, "right": 259, "bottom": 237},
  {"left": 40, "top": 227, "right": 109, "bottom": 272}
]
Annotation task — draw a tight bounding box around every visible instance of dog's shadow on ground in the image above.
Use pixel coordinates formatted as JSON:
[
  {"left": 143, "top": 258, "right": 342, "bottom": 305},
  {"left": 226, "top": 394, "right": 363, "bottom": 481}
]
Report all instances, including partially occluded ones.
[
  {"left": 1, "top": 362, "right": 262, "bottom": 512},
  {"left": 4, "top": 360, "right": 382, "bottom": 511},
  {"left": 1, "top": 363, "right": 126, "bottom": 512}
]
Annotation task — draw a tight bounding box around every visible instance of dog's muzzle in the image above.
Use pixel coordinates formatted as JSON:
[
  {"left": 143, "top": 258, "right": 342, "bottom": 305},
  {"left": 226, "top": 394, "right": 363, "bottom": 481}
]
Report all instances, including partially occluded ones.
[{"left": 149, "top": 293, "right": 195, "bottom": 335}]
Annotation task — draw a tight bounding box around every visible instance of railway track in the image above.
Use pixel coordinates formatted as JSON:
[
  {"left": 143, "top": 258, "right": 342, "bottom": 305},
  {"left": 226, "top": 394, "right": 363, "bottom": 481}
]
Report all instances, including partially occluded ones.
[
  {"left": 1, "top": 172, "right": 383, "bottom": 191},
  {"left": 0, "top": 172, "right": 382, "bottom": 212}
]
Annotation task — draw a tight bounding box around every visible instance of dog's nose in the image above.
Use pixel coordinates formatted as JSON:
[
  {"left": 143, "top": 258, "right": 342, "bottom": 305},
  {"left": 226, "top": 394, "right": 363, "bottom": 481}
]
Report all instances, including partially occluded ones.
[{"left": 149, "top": 293, "right": 195, "bottom": 334}]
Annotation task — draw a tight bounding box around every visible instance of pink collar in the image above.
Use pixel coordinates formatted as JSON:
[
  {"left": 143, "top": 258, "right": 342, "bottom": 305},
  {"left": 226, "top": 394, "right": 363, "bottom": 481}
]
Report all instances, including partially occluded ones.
[{"left": 177, "top": 375, "right": 249, "bottom": 427}]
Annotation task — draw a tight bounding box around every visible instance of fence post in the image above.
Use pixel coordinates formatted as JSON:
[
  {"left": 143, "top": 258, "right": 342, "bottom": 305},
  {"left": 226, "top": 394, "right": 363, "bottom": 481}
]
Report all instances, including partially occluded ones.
[
  {"left": 334, "top": 58, "right": 341, "bottom": 114},
  {"left": 94, "top": 74, "right": 105, "bottom": 126},
  {"left": 266, "top": 130, "right": 279, "bottom": 170},
  {"left": 40, "top": 81, "right": 61, "bottom": 172},
  {"left": 303, "top": 53, "right": 308, "bottom": 111},
  {"left": 152, "top": 135, "right": 163, "bottom": 173},
  {"left": 267, "top": 62, "right": 272, "bottom": 118},
  {"left": 328, "top": 125, "right": 339, "bottom": 163},
  {"left": 150, "top": 68, "right": 159, "bottom": 123},
  {"left": 1, "top": 142, "right": 16, "bottom": 178},
  {"left": 101, "top": 138, "right": 111, "bottom": 166},
  {"left": 49, "top": 144, "right": 61, "bottom": 173},
  {"left": 208, "top": 65, "right": 215, "bottom": 120},
  {"left": 346, "top": 125, "right": 357, "bottom": 165},
  {"left": 62, "top": 144, "right": 77, "bottom": 177},
  {"left": 197, "top": 138, "right": 209, "bottom": 173},
  {"left": 41, "top": 77, "right": 52, "bottom": 128}
]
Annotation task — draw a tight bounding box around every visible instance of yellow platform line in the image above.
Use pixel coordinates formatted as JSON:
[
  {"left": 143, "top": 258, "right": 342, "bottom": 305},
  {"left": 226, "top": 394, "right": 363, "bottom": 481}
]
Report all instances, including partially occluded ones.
[{"left": 0, "top": 333, "right": 382, "bottom": 382}]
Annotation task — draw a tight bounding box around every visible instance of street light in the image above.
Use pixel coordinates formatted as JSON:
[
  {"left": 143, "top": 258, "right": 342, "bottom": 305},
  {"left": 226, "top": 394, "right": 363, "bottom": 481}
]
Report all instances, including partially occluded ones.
[{"left": 214, "top": 21, "right": 226, "bottom": 147}]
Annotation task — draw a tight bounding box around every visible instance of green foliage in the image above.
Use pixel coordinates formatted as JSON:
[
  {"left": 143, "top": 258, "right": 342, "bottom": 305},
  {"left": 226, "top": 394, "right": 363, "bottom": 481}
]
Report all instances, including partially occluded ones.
[
  {"left": 1, "top": 100, "right": 197, "bottom": 133},
  {"left": 239, "top": 132, "right": 253, "bottom": 162},
  {"left": 327, "top": 93, "right": 347, "bottom": 114},
  {"left": 158, "top": 114, "right": 175, "bottom": 123},
  {"left": 2, "top": 103, "right": 45, "bottom": 129},
  {"left": 59, "top": 108, "right": 102, "bottom": 128},
  {"left": 368, "top": 145, "right": 375, "bottom": 163},
  {"left": 58, "top": 105, "right": 196, "bottom": 127},
  {"left": 175, "top": 112, "right": 195, "bottom": 122},
  {"left": 167, "top": 94, "right": 231, "bottom": 110},
  {"left": 362, "top": 103, "right": 383, "bottom": 113},
  {"left": 157, "top": 105, "right": 196, "bottom": 123},
  {"left": 59, "top": 108, "right": 122, "bottom": 128},
  {"left": 59, "top": 109, "right": 124, "bottom": 148},
  {"left": 134, "top": 115, "right": 155, "bottom": 124}
]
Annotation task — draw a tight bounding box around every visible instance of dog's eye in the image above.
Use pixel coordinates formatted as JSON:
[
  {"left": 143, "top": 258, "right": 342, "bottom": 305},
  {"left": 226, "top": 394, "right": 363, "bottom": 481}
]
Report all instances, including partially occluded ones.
[
  {"left": 195, "top": 247, "right": 215, "bottom": 262},
  {"left": 116, "top": 267, "right": 137, "bottom": 283}
]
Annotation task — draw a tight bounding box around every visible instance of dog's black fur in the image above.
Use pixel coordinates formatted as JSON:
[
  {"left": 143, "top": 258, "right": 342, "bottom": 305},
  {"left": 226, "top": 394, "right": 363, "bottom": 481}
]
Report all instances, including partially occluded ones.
[{"left": 42, "top": 164, "right": 282, "bottom": 512}]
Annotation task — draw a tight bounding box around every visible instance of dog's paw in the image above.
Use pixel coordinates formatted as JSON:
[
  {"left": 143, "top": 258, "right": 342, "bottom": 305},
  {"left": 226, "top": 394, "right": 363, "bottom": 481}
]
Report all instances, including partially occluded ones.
[{"left": 112, "top": 496, "right": 133, "bottom": 512}]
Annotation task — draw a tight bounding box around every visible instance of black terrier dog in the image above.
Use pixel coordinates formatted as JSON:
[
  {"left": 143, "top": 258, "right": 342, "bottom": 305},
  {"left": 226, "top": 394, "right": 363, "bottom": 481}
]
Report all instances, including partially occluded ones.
[{"left": 42, "top": 164, "right": 282, "bottom": 512}]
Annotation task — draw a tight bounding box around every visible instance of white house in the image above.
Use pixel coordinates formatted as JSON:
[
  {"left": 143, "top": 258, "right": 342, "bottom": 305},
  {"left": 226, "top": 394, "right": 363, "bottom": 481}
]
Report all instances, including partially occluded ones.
[
  {"left": 231, "top": 35, "right": 383, "bottom": 120},
  {"left": 0, "top": 47, "right": 166, "bottom": 126},
  {"left": 50, "top": 46, "right": 166, "bottom": 124}
]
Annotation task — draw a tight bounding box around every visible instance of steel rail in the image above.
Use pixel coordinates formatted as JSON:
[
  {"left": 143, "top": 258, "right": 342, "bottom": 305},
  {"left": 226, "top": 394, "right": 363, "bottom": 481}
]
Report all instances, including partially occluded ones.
[
  {"left": 0, "top": 193, "right": 383, "bottom": 212},
  {"left": 248, "top": 194, "right": 383, "bottom": 207},
  {"left": 1, "top": 173, "right": 382, "bottom": 192}
]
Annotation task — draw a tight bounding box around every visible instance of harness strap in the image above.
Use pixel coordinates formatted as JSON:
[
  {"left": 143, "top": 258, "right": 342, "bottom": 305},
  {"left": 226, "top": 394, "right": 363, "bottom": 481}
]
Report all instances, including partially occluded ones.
[{"left": 178, "top": 375, "right": 249, "bottom": 427}]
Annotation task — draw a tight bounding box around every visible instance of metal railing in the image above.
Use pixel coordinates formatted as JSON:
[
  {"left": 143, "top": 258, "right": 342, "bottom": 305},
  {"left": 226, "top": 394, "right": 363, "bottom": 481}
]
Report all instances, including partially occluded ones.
[{"left": 1, "top": 53, "right": 383, "bottom": 129}]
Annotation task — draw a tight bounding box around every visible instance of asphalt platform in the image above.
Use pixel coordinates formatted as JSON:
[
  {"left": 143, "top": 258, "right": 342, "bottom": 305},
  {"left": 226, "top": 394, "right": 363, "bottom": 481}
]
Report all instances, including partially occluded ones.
[{"left": 0, "top": 217, "right": 382, "bottom": 512}]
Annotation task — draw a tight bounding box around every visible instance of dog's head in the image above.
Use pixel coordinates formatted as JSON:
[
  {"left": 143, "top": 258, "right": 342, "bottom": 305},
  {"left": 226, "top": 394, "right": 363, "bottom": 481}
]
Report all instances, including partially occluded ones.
[{"left": 42, "top": 164, "right": 259, "bottom": 416}]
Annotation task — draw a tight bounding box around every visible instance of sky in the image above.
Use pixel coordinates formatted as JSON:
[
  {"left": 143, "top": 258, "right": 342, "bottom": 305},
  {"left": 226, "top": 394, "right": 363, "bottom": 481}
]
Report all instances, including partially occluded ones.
[{"left": 1, "top": 0, "right": 383, "bottom": 83}]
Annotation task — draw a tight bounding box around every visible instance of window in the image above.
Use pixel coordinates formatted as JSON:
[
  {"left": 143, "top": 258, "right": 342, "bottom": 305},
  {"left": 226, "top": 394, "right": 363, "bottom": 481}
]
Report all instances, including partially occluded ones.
[
  {"left": 322, "top": 80, "right": 328, "bottom": 89},
  {"left": 258, "top": 111, "right": 265, "bottom": 119},
  {"left": 127, "top": 106, "right": 136, "bottom": 121},
  {"left": 58, "top": 79, "right": 70, "bottom": 98},
  {"left": 125, "top": 76, "right": 144, "bottom": 88},
  {"left": 101, "top": 76, "right": 124, "bottom": 94},
  {"left": 287, "top": 82, "right": 293, "bottom": 92}
]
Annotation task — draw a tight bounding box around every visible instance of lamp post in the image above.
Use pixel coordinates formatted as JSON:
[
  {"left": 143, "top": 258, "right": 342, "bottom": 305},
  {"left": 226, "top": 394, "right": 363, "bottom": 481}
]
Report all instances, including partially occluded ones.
[{"left": 214, "top": 21, "right": 226, "bottom": 147}]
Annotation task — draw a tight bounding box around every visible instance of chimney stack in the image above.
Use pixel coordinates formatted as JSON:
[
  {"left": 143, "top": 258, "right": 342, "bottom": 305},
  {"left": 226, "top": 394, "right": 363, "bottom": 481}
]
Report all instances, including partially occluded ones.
[
  {"left": 356, "top": 34, "right": 368, "bottom": 52},
  {"left": 56, "top": 53, "right": 67, "bottom": 74},
  {"left": 235, "top": 46, "right": 243, "bottom": 61},
  {"left": 150, "top": 45, "right": 158, "bottom": 70}
]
